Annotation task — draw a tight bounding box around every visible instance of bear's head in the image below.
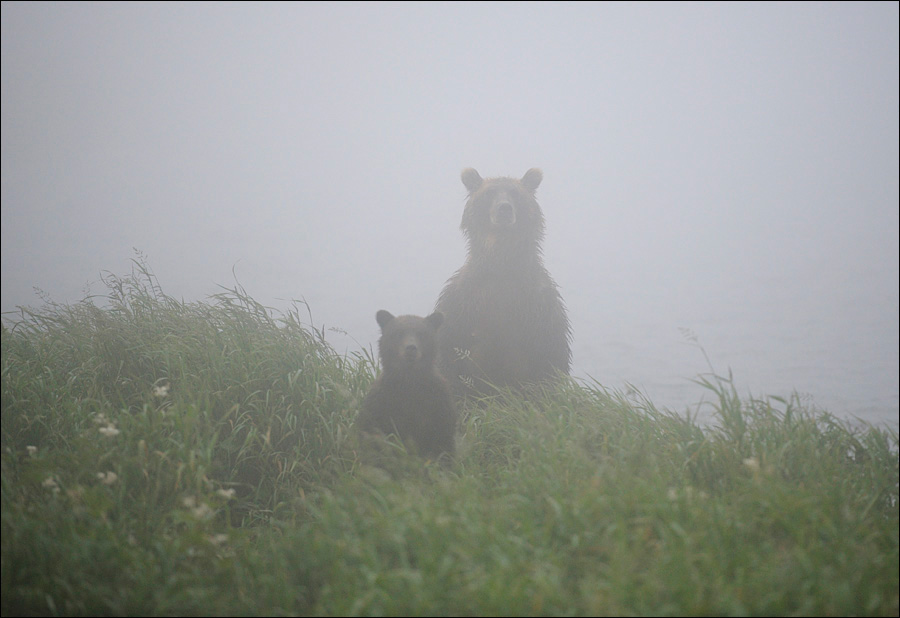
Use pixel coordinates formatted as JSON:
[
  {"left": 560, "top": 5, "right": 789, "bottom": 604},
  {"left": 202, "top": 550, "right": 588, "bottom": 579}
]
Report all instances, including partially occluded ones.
[
  {"left": 459, "top": 168, "right": 546, "bottom": 258},
  {"left": 376, "top": 310, "right": 443, "bottom": 374}
]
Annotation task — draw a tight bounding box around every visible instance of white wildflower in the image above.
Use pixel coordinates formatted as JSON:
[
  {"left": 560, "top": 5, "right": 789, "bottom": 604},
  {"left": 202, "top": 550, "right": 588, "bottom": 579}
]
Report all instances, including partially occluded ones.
[
  {"left": 209, "top": 533, "right": 228, "bottom": 546},
  {"left": 96, "top": 471, "right": 118, "bottom": 485},
  {"left": 183, "top": 496, "right": 213, "bottom": 520},
  {"left": 99, "top": 424, "right": 120, "bottom": 437},
  {"left": 26, "top": 445, "right": 37, "bottom": 457},
  {"left": 42, "top": 476, "right": 60, "bottom": 494},
  {"left": 153, "top": 383, "right": 170, "bottom": 398},
  {"left": 193, "top": 503, "right": 213, "bottom": 519},
  {"left": 667, "top": 486, "right": 709, "bottom": 502},
  {"left": 216, "top": 488, "right": 236, "bottom": 500}
]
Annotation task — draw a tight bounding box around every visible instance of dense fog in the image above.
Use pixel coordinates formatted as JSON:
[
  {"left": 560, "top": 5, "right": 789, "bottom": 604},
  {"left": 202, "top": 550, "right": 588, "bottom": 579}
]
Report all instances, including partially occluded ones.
[{"left": 2, "top": 2, "right": 897, "bottom": 426}]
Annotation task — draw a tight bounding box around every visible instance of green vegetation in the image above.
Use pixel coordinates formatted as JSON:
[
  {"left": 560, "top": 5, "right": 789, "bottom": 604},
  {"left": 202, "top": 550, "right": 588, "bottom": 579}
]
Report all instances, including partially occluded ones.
[{"left": 2, "top": 259, "right": 897, "bottom": 616}]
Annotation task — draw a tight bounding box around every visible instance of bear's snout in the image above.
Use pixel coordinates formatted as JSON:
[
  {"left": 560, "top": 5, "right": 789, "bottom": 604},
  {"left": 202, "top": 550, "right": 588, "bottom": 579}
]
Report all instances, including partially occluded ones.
[
  {"left": 401, "top": 333, "right": 421, "bottom": 362},
  {"left": 491, "top": 201, "right": 516, "bottom": 226}
]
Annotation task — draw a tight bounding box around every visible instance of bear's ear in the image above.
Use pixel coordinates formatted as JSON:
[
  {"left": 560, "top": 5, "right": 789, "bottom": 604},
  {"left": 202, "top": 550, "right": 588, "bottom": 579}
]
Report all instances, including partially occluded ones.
[
  {"left": 425, "top": 311, "right": 444, "bottom": 331},
  {"left": 461, "top": 168, "right": 483, "bottom": 193},
  {"left": 376, "top": 310, "right": 395, "bottom": 329},
  {"left": 521, "top": 168, "right": 543, "bottom": 193}
]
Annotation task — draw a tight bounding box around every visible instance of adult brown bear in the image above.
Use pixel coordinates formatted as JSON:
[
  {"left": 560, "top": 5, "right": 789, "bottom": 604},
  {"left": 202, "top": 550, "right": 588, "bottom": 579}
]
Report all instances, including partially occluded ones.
[{"left": 435, "top": 168, "right": 571, "bottom": 399}]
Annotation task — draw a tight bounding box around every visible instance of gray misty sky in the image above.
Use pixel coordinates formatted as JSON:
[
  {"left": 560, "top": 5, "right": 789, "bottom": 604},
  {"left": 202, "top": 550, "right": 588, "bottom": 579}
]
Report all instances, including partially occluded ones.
[{"left": 2, "top": 2, "right": 898, "bottom": 425}]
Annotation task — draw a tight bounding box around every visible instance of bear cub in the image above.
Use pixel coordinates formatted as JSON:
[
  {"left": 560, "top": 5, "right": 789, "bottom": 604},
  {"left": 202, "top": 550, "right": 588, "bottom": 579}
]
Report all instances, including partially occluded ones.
[
  {"left": 358, "top": 310, "right": 457, "bottom": 459},
  {"left": 435, "top": 168, "right": 572, "bottom": 398}
]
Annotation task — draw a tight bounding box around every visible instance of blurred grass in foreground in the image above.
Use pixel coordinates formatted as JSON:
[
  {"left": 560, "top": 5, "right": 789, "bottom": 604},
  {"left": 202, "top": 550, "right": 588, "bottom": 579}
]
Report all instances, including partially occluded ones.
[{"left": 2, "top": 258, "right": 897, "bottom": 616}]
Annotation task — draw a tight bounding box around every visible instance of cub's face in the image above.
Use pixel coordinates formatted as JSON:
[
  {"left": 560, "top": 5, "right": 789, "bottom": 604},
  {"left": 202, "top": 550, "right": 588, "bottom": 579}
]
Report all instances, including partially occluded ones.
[
  {"left": 459, "top": 168, "right": 546, "bottom": 249},
  {"left": 376, "top": 310, "right": 443, "bottom": 373}
]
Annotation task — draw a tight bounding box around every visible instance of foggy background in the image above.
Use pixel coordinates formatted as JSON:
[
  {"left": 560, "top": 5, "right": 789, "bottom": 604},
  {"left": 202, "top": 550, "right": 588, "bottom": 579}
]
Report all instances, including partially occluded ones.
[{"left": 2, "top": 2, "right": 898, "bottom": 428}]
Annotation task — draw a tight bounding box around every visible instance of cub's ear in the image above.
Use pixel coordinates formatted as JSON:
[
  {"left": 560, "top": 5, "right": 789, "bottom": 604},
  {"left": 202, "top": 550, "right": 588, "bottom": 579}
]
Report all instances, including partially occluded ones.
[
  {"left": 425, "top": 311, "right": 444, "bottom": 331},
  {"left": 375, "top": 310, "right": 395, "bottom": 329},
  {"left": 521, "top": 168, "right": 543, "bottom": 193},
  {"left": 461, "top": 168, "right": 483, "bottom": 194}
]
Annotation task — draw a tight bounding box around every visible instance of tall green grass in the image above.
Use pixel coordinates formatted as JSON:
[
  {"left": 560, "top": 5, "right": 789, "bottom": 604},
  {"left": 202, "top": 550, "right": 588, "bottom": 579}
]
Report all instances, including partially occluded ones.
[{"left": 2, "top": 258, "right": 897, "bottom": 616}]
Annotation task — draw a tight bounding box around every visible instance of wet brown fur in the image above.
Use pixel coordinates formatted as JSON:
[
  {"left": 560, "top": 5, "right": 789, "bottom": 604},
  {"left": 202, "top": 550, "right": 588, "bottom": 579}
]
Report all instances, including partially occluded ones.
[
  {"left": 358, "top": 310, "right": 457, "bottom": 458},
  {"left": 435, "top": 168, "right": 572, "bottom": 399}
]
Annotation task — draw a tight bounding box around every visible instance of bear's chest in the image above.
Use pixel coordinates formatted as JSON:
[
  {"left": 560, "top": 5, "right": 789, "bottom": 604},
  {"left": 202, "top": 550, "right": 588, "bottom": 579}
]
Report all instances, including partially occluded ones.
[{"left": 471, "top": 274, "right": 546, "bottom": 313}]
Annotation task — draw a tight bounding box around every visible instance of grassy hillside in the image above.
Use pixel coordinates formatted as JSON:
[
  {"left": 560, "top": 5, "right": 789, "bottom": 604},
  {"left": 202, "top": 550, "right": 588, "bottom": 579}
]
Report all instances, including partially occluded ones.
[{"left": 2, "top": 260, "right": 897, "bottom": 616}]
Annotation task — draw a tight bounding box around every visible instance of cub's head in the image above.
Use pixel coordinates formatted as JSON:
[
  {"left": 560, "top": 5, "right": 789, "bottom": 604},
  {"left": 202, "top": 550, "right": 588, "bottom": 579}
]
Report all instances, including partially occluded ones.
[
  {"left": 376, "top": 310, "right": 443, "bottom": 373},
  {"left": 459, "top": 168, "right": 545, "bottom": 255}
]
